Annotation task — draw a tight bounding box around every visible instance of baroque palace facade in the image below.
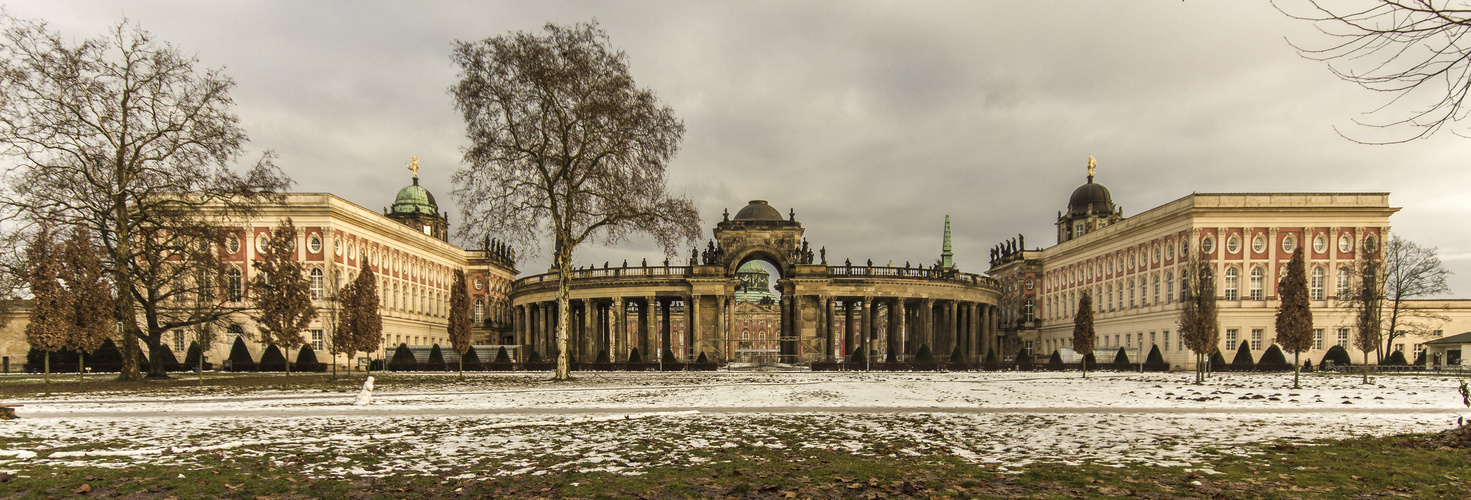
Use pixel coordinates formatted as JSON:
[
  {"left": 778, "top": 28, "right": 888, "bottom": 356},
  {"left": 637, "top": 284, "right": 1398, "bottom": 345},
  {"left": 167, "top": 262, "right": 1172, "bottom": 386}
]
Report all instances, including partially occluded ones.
[
  {"left": 2, "top": 159, "right": 1469, "bottom": 371},
  {"left": 987, "top": 166, "right": 1471, "bottom": 368}
]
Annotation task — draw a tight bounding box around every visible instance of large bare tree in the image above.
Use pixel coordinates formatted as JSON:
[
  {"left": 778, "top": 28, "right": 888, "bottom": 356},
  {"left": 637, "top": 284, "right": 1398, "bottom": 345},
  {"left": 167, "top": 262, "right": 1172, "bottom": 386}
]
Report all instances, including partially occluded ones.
[
  {"left": 1345, "top": 254, "right": 1385, "bottom": 384},
  {"left": 0, "top": 16, "right": 289, "bottom": 381},
  {"left": 1179, "top": 249, "right": 1220, "bottom": 384},
  {"left": 1380, "top": 235, "right": 1452, "bottom": 358},
  {"left": 1279, "top": 1, "right": 1471, "bottom": 142},
  {"left": 450, "top": 22, "right": 701, "bottom": 380},
  {"left": 1276, "top": 248, "right": 1314, "bottom": 389},
  {"left": 250, "top": 219, "right": 317, "bottom": 384}
]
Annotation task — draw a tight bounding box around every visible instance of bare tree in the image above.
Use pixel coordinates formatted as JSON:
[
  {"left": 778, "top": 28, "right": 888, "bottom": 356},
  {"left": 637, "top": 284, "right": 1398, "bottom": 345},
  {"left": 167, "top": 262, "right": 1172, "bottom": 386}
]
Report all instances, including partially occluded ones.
[
  {"left": 448, "top": 269, "right": 474, "bottom": 378},
  {"left": 450, "top": 22, "right": 701, "bottom": 380},
  {"left": 1278, "top": 1, "right": 1471, "bottom": 142},
  {"left": 0, "top": 15, "right": 290, "bottom": 381},
  {"left": 1179, "top": 250, "right": 1220, "bottom": 384},
  {"left": 23, "top": 226, "right": 67, "bottom": 393},
  {"left": 331, "top": 266, "right": 360, "bottom": 378},
  {"left": 322, "top": 266, "right": 345, "bottom": 379},
  {"left": 250, "top": 219, "right": 317, "bottom": 384},
  {"left": 1072, "top": 291, "right": 1096, "bottom": 379},
  {"left": 59, "top": 227, "right": 114, "bottom": 387},
  {"left": 1380, "top": 235, "right": 1452, "bottom": 358},
  {"left": 1276, "top": 248, "right": 1314, "bottom": 389}
]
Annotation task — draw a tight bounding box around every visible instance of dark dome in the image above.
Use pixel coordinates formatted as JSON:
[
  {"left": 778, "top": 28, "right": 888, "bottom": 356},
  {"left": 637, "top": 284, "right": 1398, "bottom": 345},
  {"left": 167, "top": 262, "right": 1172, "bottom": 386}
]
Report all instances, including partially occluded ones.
[
  {"left": 1067, "top": 179, "right": 1114, "bottom": 215},
  {"left": 392, "top": 183, "right": 439, "bottom": 216},
  {"left": 732, "top": 200, "right": 783, "bottom": 221}
]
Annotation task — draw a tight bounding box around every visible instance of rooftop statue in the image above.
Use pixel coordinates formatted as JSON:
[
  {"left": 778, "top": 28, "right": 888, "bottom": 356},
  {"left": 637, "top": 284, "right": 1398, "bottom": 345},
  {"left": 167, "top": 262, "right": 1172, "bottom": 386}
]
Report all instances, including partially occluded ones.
[
  {"left": 408, "top": 156, "right": 420, "bottom": 178},
  {"left": 1087, "top": 154, "right": 1096, "bottom": 178}
]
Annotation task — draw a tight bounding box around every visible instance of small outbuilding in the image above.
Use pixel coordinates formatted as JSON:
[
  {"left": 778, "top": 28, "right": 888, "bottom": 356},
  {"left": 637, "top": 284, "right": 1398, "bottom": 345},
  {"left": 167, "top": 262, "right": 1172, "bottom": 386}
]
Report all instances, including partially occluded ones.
[{"left": 1423, "top": 331, "right": 1471, "bottom": 367}]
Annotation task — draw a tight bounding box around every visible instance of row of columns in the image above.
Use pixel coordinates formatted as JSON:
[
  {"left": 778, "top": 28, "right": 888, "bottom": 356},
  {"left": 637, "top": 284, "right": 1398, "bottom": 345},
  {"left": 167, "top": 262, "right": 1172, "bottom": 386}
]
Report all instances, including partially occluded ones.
[
  {"left": 515, "top": 296, "right": 693, "bottom": 363},
  {"left": 514, "top": 293, "right": 1002, "bottom": 364}
]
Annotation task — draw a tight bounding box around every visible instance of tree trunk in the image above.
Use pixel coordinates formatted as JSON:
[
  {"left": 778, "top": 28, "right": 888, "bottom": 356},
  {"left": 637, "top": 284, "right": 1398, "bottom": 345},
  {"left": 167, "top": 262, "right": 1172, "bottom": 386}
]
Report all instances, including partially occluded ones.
[
  {"left": 43, "top": 353, "right": 50, "bottom": 395},
  {"left": 114, "top": 200, "right": 143, "bottom": 382},
  {"left": 78, "top": 353, "right": 85, "bottom": 389},
  {"left": 458, "top": 356, "right": 464, "bottom": 380},
  {"left": 555, "top": 241, "right": 573, "bottom": 381},
  {"left": 146, "top": 336, "right": 169, "bottom": 379},
  {"left": 198, "top": 351, "right": 205, "bottom": 387},
  {"left": 285, "top": 346, "right": 292, "bottom": 387},
  {"left": 1293, "top": 352, "right": 1301, "bottom": 389},
  {"left": 1363, "top": 349, "right": 1371, "bottom": 384}
]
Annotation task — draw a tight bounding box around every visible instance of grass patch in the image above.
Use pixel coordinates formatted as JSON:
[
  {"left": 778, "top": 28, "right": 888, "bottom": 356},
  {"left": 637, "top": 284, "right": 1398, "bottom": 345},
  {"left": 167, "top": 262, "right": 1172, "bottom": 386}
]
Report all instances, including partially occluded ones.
[{"left": 1, "top": 431, "right": 1466, "bottom": 498}]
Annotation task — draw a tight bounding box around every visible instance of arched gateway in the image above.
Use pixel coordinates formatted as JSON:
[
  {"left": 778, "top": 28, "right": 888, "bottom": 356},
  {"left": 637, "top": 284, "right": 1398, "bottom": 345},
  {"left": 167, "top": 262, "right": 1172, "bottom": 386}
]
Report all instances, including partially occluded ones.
[{"left": 510, "top": 200, "right": 1002, "bottom": 364}]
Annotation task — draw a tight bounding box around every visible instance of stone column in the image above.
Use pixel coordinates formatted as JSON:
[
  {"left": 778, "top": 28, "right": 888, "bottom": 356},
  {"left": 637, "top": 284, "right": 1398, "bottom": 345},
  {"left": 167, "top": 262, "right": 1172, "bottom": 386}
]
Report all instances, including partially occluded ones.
[
  {"left": 895, "top": 299, "right": 907, "bottom": 361},
  {"left": 921, "top": 299, "right": 935, "bottom": 356},
  {"left": 687, "top": 294, "right": 698, "bottom": 360},
  {"left": 948, "top": 300, "right": 959, "bottom": 358},
  {"left": 641, "top": 296, "right": 654, "bottom": 358},
  {"left": 613, "top": 297, "right": 625, "bottom": 362},
  {"left": 842, "top": 300, "right": 855, "bottom": 356},
  {"left": 661, "top": 298, "right": 673, "bottom": 359},
  {"left": 714, "top": 294, "right": 724, "bottom": 362},
  {"left": 824, "top": 296, "right": 836, "bottom": 360},
  {"left": 862, "top": 296, "right": 874, "bottom": 362}
]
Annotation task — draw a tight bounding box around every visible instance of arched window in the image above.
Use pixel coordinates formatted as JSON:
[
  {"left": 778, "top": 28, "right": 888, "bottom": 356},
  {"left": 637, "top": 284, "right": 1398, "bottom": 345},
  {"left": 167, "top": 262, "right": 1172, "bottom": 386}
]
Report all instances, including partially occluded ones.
[
  {"left": 1128, "top": 279, "right": 1136, "bottom": 308},
  {"left": 310, "top": 268, "right": 324, "bottom": 300},
  {"left": 1224, "top": 267, "right": 1240, "bottom": 301},
  {"left": 1106, "top": 284, "right": 1114, "bottom": 311},
  {"left": 475, "top": 299, "right": 485, "bottom": 323},
  {"left": 1152, "top": 274, "right": 1160, "bottom": 306},
  {"left": 1336, "top": 266, "right": 1351, "bottom": 299},
  {"left": 227, "top": 268, "right": 243, "bottom": 302},
  {"left": 1165, "top": 272, "right": 1174, "bottom": 304},
  {"left": 1023, "top": 300, "right": 1035, "bottom": 322},
  {"left": 1310, "top": 266, "right": 1325, "bottom": 300},
  {"left": 1249, "top": 267, "right": 1264, "bottom": 301},
  {"left": 199, "top": 270, "right": 215, "bottom": 301}
]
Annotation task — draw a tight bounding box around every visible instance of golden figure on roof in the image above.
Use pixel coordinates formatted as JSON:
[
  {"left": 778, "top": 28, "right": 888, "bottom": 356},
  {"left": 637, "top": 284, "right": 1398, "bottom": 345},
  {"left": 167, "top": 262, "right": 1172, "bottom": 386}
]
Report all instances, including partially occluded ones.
[
  {"left": 408, "top": 156, "right": 420, "bottom": 178},
  {"left": 1087, "top": 154, "right": 1097, "bottom": 177}
]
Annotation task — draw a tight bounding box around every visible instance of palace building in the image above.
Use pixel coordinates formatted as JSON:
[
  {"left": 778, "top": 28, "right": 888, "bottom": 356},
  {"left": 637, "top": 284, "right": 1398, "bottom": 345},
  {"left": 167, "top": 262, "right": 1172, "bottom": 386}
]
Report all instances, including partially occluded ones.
[{"left": 987, "top": 163, "right": 1471, "bottom": 368}]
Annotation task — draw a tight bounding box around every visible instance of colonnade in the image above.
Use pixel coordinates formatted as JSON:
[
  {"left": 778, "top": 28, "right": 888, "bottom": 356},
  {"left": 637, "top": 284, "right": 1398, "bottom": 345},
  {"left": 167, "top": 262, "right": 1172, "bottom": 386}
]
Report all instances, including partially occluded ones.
[
  {"left": 514, "top": 296, "right": 691, "bottom": 363},
  {"left": 792, "top": 296, "right": 1001, "bottom": 362}
]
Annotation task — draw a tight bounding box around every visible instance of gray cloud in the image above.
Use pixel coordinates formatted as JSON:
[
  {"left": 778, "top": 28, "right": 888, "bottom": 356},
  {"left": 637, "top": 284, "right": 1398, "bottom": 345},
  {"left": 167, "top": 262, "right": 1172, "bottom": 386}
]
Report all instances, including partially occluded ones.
[{"left": 13, "top": 1, "right": 1468, "bottom": 294}]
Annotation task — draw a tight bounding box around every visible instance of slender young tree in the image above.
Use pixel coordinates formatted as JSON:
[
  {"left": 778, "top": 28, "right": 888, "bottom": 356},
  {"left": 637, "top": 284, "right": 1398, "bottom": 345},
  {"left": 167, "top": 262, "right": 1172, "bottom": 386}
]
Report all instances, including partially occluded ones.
[
  {"left": 1348, "top": 253, "right": 1384, "bottom": 384},
  {"left": 331, "top": 268, "right": 360, "bottom": 378},
  {"left": 321, "top": 266, "right": 345, "bottom": 379},
  {"left": 250, "top": 219, "right": 317, "bottom": 384},
  {"left": 1179, "top": 249, "right": 1220, "bottom": 384},
  {"left": 0, "top": 16, "right": 291, "bottom": 381},
  {"left": 23, "top": 226, "right": 67, "bottom": 394},
  {"left": 450, "top": 22, "right": 701, "bottom": 380},
  {"left": 1072, "top": 291, "right": 1096, "bottom": 379},
  {"left": 59, "top": 227, "right": 114, "bottom": 388},
  {"left": 1276, "top": 248, "right": 1314, "bottom": 389},
  {"left": 349, "top": 263, "right": 382, "bottom": 374},
  {"left": 448, "top": 269, "right": 473, "bottom": 379}
]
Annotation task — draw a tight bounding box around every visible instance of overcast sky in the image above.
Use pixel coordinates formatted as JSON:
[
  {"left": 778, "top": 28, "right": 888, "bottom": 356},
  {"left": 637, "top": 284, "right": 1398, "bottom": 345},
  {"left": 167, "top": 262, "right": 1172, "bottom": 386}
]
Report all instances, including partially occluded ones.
[{"left": 12, "top": 1, "right": 1471, "bottom": 296}]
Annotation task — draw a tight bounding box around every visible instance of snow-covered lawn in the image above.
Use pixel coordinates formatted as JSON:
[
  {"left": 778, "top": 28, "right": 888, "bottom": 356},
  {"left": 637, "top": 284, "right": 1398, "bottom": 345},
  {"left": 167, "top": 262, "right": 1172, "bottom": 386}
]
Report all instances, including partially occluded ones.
[{"left": 0, "top": 371, "right": 1465, "bottom": 478}]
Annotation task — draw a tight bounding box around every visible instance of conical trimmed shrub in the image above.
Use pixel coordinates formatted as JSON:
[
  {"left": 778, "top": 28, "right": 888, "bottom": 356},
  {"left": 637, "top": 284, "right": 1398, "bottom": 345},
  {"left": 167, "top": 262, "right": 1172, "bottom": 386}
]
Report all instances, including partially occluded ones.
[
  {"left": 1321, "top": 345, "right": 1353, "bottom": 368},
  {"left": 527, "top": 350, "right": 541, "bottom": 363},
  {"left": 227, "top": 336, "right": 256, "bottom": 372},
  {"left": 595, "top": 350, "right": 610, "bottom": 363},
  {"left": 950, "top": 346, "right": 964, "bottom": 363},
  {"left": 1258, "top": 345, "right": 1289, "bottom": 370},
  {"left": 1082, "top": 352, "right": 1097, "bottom": 370},
  {"left": 1106, "top": 345, "right": 1129, "bottom": 364},
  {"left": 695, "top": 351, "right": 709, "bottom": 364},
  {"left": 1230, "top": 341, "right": 1255, "bottom": 370},
  {"left": 296, "top": 345, "right": 322, "bottom": 371},
  {"left": 1383, "top": 350, "right": 1407, "bottom": 365},
  {"left": 1145, "top": 345, "right": 1165, "bottom": 364},
  {"left": 155, "top": 344, "right": 181, "bottom": 371},
  {"left": 427, "top": 344, "right": 447, "bottom": 371},
  {"left": 494, "top": 346, "right": 511, "bottom": 363},
  {"left": 984, "top": 349, "right": 997, "bottom": 363},
  {"left": 258, "top": 344, "right": 287, "bottom": 372},
  {"left": 885, "top": 346, "right": 897, "bottom": 363},
  {"left": 915, "top": 344, "right": 935, "bottom": 363},
  {"left": 1208, "top": 350, "right": 1227, "bottom": 370},
  {"left": 1047, "top": 350, "right": 1063, "bottom": 366},
  {"left": 461, "top": 346, "right": 483, "bottom": 371},
  {"left": 184, "top": 341, "right": 203, "bottom": 367},
  {"left": 93, "top": 338, "right": 123, "bottom": 366},
  {"left": 662, "top": 348, "right": 676, "bottom": 363},
  {"left": 389, "top": 343, "right": 417, "bottom": 371},
  {"left": 1413, "top": 349, "right": 1427, "bottom": 366},
  {"left": 1014, "top": 347, "right": 1032, "bottom": 364},
  {"left": 627, "top": 347, "right": 642, "bottom": 364}
]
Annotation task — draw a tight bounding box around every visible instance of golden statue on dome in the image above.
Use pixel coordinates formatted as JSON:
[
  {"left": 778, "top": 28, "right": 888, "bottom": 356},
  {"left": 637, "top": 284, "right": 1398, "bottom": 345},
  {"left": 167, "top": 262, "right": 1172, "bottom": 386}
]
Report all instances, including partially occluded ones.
[
  {"left": 407, "top": 156, "right": 420, "bottom": 178},
  {"left": 1087, "top": 154, "right": 1097, "bottom": 178}
]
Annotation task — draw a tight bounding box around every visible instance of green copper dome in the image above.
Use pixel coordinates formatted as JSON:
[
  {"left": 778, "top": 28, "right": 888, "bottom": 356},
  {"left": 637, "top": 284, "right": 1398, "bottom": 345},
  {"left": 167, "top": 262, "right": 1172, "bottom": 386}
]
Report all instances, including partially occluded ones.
[{"left": 391, "top": 181, "right": 438, "bottom": 217}]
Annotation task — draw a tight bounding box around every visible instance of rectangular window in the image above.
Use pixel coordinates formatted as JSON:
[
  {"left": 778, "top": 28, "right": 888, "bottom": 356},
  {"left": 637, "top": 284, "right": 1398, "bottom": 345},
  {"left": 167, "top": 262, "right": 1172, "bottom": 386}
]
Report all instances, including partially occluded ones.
[
  {"left": 1024, "top": 340, "right": 1034, "bottom": 357},
  {"left": 1129, "top": 284, "right": 1136, "bottom": 308},
  {"left": 173, "top": 331, "right": 186, "bottom": 353},
  {"left": 1251, "top": 328, "right": 1263, "bottom": 351},
  {"left": 312, "top": 329, "right": 324, "bottom": 351},
  {"left": 1313, "top": 328, "right": 1324, "bottom": 350},
  {"left": 1337, "top": 328, "right": 1350, "bottom": 348},
  {"left": 1394, "top": 343, "right": 1404, "bottom": 353},
  {"left": 1226, "top": 328, "right": 1239, "bottom": 349},
  {"left": 1163, "top": 330, "right": 1170, "bottom": 351},
  {"left": 1433, "top": 330, "right": 1444, "bottom": 338}
]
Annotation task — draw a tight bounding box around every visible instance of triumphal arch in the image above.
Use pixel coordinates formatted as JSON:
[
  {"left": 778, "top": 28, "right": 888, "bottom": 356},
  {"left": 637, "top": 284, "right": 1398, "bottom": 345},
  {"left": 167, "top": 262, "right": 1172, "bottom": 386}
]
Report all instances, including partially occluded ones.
[{"left": 510, "top": 200, "right": 1002, "bottom": 364}]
